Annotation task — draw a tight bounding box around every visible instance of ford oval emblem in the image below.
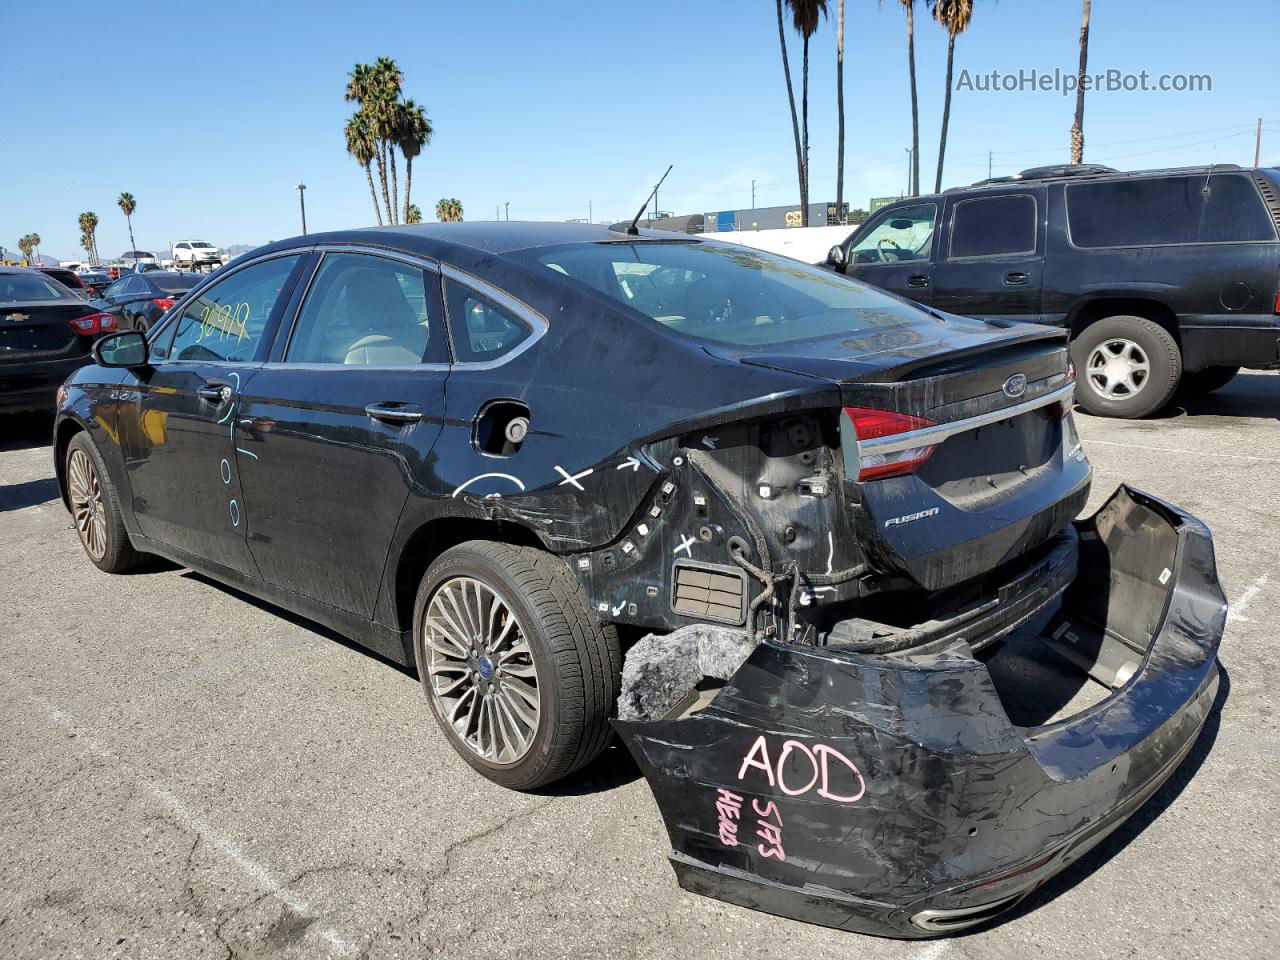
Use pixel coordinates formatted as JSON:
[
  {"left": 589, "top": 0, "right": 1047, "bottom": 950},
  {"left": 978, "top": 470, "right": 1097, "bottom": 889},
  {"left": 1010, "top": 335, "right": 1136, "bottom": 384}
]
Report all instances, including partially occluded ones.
[{"left": 1003, "top": 373, "right": 1028, "bottom": 399}]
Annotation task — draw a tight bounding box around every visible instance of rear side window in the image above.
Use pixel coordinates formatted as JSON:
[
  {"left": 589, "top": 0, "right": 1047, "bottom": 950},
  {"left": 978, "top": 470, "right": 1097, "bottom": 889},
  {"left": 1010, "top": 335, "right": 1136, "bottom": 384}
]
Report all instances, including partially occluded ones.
[
  {"left": 444, "top": 279, "right": 532, "bottom": 362},
  {"left": 948, "top": 195, "right": 1037, "bottom": 258},
  {"left": 166, "top": 255, "right": 300, "bottom": 362},
  {"left": 286, "top": 253, "right": 435, "bottom": 365},
  {"left": 1068, "top": 174, "right": 1275, "bottom": 247},
  {"left": 1201, "top": 174, "right": 1276, "bottom": 242}
]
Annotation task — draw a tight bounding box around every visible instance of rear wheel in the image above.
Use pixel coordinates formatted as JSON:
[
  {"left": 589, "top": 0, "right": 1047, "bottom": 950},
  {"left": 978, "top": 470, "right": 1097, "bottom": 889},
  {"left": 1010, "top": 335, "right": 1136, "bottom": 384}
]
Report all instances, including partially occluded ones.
[
  {"left": 66, "top": 432, "right": 142, "bottom": 573},
  {"left": 1071, "top": 315, "right": 1181, "bottom": 418},
  {"left": 413, "top": 541, "right": 621, "bottom": 790},
  {"left": 1178, "top": 364, "right": 1239, "bottom": 397}
]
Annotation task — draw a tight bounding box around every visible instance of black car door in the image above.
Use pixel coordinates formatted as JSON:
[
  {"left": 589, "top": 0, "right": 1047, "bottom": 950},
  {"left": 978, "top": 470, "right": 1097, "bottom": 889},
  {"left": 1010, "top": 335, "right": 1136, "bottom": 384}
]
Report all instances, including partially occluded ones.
[
  {"left": 842, "top": 201, "right": 940, "bottom": 305},
  {"left": 930, "top": 190, "right": 1046, "bottom": 322},
  {"left": 233, "top": 249, "right": 449, "bottom": 617},
  {"left": 115, "top": 253, "right": 308, "bottom": 576}
]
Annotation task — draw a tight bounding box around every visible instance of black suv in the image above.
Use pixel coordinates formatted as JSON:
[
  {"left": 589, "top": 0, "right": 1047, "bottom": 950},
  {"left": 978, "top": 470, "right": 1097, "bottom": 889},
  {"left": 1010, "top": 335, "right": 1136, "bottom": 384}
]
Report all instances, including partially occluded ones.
[{"left": 827, "top": 164, "right": 1280, "bottom": 417}]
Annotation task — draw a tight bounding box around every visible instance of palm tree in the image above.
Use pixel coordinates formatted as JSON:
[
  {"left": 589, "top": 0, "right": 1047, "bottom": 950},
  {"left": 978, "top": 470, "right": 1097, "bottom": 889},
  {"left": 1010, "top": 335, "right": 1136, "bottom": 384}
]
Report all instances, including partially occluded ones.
[
  {"left": 78, "top": 212, "right": 100, "bottom": 264},
  {"left": 836, "top": 0, "right": 846, "bottom": 220},
  {"left": 372, "top": 57, "right": 404, "bottom": 224},
  {"left": 1071, "top": 0, "right": 1092, "bottom": 164},
  {"left": 30, "top": 232, "right": 41, "bottom": 264},
  {"left": 346, "top": 62, "right": 393, "bottom": 224},
  {"left": 118, "top": 193, "right": 137, "bottom": 256},
  {"left": 932, "top": 0, "right": 974, "bottom": 193},
  {"left": 405, "top": 203, "right": 424, "bottom": 224},
  {"left": 397, "top": 99, "right": 433, "bottom": 223},
  {"left": 435, "top": 198, "right": 463, "bottom": 223},
  {"left": 345, "top": 112, "right": 383, "bottom": 225},
  {"left": 17, "top": 234, "right": 35, "bottom": 264},
  {"left": 787, "top": 0, "right": 829, "bottom": 226},
  {"left": 888, "top": 0, "right": 921, "bottom": 196},
  {"left": 775, "top": 0, "right": 806, "bottom": 229}
]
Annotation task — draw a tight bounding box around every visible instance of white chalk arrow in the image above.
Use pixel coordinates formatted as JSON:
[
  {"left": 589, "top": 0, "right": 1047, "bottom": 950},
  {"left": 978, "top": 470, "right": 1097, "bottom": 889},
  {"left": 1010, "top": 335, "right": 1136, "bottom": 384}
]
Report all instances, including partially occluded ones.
[
  {"left": 616, "top": 456, "right": 641, "bottom": 472},
  {"left": 701, "top": 435, "right": 718, "bottom": 449}
]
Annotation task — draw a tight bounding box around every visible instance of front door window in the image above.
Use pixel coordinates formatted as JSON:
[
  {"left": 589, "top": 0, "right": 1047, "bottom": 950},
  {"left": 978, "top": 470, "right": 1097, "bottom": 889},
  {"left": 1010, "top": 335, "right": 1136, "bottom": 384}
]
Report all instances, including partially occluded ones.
[{"left": 848, "top": 204, "right": 937, "bottom": 265}]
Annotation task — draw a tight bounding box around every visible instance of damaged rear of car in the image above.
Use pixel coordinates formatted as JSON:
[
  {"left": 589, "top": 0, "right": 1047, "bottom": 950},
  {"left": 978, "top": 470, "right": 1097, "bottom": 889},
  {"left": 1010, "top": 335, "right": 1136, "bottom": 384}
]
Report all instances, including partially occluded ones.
[{"left": 515, "top": 238, "right": 1224, "bottom": 937}]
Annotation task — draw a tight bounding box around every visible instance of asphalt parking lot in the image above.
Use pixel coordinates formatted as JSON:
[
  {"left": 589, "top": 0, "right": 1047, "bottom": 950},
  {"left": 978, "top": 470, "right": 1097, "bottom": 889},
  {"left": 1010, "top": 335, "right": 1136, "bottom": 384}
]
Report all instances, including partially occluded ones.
[{"left": 2, "top": 376, "right": 1279, "bottom": 960}]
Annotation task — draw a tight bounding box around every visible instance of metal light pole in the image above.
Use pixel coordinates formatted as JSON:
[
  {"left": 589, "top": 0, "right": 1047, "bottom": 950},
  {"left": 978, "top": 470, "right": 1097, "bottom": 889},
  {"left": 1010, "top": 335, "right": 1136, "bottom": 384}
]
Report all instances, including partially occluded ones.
[
  {"left": 504, "top": 202, "right": 510, "bottom": 221},
  {"left": 296, "top": 183, "right": 308, "bottom": 235}
]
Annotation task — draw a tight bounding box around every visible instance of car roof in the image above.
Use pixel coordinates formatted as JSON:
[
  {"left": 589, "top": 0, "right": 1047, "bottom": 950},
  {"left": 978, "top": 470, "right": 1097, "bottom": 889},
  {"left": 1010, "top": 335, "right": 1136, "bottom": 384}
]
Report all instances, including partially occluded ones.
[{"left": 252, "top": 221, "right": 690, "bottom": 265}]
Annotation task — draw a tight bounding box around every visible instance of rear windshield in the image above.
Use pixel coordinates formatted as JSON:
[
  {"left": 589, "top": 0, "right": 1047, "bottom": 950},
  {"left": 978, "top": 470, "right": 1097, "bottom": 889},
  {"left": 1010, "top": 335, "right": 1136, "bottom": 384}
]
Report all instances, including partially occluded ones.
[
  {"left": 0, "top": 273, "right": 77, "bottom": 303},
  {"left": 519, "top": 241, "right": 924, "bottom": 347},
  {"left": 155, "top": 275, "right": 201, "bottom": 294}
]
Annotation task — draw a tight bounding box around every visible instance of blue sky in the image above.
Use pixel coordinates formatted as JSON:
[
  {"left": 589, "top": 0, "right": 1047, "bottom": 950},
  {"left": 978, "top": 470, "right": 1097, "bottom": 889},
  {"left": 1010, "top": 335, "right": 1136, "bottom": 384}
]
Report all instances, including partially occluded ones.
[{"left": 4, "top": 0, "right": 1276, "bottom": 260}]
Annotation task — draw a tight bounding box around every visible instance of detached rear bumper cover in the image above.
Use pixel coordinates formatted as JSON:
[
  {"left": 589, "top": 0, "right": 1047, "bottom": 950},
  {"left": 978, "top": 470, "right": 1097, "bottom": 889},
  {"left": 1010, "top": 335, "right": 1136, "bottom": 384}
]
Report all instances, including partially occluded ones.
[{"left": 614, "top": 486, "right": 1225, "bottom": 938}]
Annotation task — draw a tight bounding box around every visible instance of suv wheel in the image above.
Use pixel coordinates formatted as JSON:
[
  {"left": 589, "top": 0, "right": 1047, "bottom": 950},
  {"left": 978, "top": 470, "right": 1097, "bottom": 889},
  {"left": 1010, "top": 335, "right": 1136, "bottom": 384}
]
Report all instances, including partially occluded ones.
[
  {"left": 413, "top": 541, "right": 621, "bottom": 790},
  {"left": 1179, "top": 365, "right": 1240, "bottom": 397},
  {"left": 1071, "top": 315, "right": 1181, "bottom": 418}
]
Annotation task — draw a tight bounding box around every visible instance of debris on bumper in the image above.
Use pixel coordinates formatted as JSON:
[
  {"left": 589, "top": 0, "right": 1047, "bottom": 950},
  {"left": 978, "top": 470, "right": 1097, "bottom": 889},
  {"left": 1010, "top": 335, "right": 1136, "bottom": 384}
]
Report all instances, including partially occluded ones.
[{"left": 613, "top": 485, "right": 1225, "bottom": 938}]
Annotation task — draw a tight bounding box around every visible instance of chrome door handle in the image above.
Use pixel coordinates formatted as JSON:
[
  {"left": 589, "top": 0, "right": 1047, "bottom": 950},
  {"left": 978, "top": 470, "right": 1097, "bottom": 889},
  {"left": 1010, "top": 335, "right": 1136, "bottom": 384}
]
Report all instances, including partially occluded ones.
[
  {"left": 365, "top": 402, "right": 423, "bottom": 424},
  {"left": 906, "top": 275, "right": 930, "bottom": 288},
  {"left": 197, "top": 384, "right": 230, "bottom": 403}
]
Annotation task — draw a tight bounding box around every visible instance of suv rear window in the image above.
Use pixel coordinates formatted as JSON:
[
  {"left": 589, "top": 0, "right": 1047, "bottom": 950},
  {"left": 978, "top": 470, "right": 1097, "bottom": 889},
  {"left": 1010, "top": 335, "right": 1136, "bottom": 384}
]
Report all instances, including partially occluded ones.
[
  {"left": 1067, "top": 174, "right": 1275, "bottom": 247},
  {"left": 949, "top": 195, "right": 1036, "bottom": 258}
]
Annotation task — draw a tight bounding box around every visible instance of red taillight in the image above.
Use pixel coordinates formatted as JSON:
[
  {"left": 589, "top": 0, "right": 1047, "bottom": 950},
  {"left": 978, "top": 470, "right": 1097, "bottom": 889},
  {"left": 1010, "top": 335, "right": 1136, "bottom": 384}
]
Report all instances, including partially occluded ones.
[
  {"left": 1274, "top": 286, "right": 1280, "bottom": 315},
  {"left": 152, "top": 297, "right": 174, "bottom": 311},
  {"left": 68, "top": 312, "right": 117, "bottom": 336},
  {"left": 843, "top": 407, "right": 938, "bottom": 481}
]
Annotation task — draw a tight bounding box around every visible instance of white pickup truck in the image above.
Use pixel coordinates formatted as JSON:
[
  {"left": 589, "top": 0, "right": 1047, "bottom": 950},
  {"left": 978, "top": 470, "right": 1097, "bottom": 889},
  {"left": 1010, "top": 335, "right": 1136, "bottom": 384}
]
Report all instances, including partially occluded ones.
[{"left": 172, "top": 240, "right": 222, "bottom": 272}]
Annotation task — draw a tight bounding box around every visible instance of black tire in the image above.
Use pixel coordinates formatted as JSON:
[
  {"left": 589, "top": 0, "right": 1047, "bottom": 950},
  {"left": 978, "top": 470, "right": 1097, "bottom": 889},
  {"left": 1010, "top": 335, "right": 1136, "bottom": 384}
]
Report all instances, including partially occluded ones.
[
  {"left": 413, "top": 540, "right": 621, "bottom": 790},
  {"left": 1178, "top": 364, "right": 1240, "bottom": 397},
  {"left": 65, "top": 431, "right": 142, "bottom": 573},
  {"left": 1071, "top": 315, "right": 1182, "bottom": 418}
]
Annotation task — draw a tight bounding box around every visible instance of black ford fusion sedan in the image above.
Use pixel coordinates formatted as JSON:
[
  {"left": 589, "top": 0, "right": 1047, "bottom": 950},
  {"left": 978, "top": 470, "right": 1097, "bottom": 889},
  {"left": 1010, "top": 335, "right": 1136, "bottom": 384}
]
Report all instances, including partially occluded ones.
[{"left": 54, "top": 223, "right": 1224, "bottom": 938}]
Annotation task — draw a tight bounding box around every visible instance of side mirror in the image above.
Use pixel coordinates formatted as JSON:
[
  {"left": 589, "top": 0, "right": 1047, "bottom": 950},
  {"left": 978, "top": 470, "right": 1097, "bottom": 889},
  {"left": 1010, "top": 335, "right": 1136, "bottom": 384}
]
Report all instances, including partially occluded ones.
[
  {"left": 826, "top": 244, "right": 847, "bottom": 268},
  {"left": 93, "top": 330, "right": 149, "bottom": 368}
]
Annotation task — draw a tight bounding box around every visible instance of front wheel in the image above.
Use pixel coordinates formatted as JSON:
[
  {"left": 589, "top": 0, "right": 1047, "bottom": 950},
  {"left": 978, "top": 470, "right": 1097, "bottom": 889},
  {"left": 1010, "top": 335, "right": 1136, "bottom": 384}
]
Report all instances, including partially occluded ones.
[
  {"left": 413, "top": 541, "right": 621, "bottom": 790},
  {"left": 1071, "top": 315, "right": 1182, "bottom": 418}
]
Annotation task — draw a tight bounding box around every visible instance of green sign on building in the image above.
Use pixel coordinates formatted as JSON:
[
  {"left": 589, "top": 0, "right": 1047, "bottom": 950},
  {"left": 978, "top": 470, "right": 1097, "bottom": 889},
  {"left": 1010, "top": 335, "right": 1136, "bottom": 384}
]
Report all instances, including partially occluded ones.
[{"left": 869, "top": 196, "right": 903, "bottom": 213}]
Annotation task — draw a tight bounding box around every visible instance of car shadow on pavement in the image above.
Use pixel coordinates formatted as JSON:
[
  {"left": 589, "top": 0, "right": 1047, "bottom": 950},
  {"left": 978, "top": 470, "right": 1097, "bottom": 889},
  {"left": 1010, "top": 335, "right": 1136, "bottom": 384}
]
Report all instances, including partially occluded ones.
[
  {"left": 0, "top": 411, "right": 55, "bottom": 451},
  {"left": 1077, "top": 372, "right": 1280, "bottom": 423},
  {"left": 0, "top": 476, "right": 61, "bottom": 511},
  {"left": 180, "top": 569, "right": 645, "bottom": 792},
  {"left": 957, "top": 663, "right": 1231, "bottom": 938}
]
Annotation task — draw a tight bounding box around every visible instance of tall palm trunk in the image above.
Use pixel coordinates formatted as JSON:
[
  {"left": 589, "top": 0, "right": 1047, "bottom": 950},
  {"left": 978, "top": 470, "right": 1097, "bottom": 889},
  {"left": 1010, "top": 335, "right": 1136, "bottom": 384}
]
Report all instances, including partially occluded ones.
[
  {"left": 365, "top": 163, "right": 383, "bottom": 225},
  {"left": 374, "top": 147, "right": 392, "bottom": 224},
  {"left": 776, "top": 0, "right": 806, "bottom": 225},
  {"left": 388, "top": 147, "right": 399, "bottom": 224},
  {"left": 403, "top": 156, "right": 414, "bottom": 224},
  {"left": 934, "top": 33, "right": 956, "bottom": 193},
  {"left": 1071, "top": 0, "right": 1091, "bottom": 164},
  {"left": 801, "top": 34, "right": 811, "bottom": 225},
  {"left": 126, "top": 215, "right": 136, "bottom": 256},
  {"left": 836, "top": 0, "right": 845, "bottom": 219},
  {"left": 906, "top": 2, "right": 920, "bottom": 195}
]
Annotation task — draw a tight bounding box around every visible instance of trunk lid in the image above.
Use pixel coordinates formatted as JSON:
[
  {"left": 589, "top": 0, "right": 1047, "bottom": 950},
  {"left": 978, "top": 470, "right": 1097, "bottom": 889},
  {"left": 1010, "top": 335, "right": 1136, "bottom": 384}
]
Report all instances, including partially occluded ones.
[
  {"left": 709, "top": 316, "right": 1091, "bottom": 592},
  {"left": 0, "top": 302, "right": 93, "bottom": 364}
]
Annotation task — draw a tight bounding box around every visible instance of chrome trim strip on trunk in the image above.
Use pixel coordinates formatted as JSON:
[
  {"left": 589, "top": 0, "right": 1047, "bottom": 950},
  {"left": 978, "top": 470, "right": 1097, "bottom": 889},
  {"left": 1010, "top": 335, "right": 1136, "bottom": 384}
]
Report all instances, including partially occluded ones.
[{"left": 856, "top": 382, "right": 1076, "bottom": 457}]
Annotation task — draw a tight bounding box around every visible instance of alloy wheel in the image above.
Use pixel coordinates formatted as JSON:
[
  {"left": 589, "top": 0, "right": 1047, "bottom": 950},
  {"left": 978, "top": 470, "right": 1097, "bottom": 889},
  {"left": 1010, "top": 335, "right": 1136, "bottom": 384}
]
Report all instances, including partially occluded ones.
[
  {"left": 68, "top": 448, "right": 107, "bottom": 560},
  {"left": 422, "top": 576, "right": 541, "bottom": 765},
  {"left": 1086, "top": 338, "right": 1150, "bottom": 399}
]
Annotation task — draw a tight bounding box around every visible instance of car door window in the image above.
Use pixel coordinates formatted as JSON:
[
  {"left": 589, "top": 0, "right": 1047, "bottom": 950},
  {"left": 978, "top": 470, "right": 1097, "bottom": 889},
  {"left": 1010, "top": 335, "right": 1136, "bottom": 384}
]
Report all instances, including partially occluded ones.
[
  {"left": 444, "top": 279, "right": 532, "bottom": 362},
  {"left": 285, "top": 253, "right": 435, "bottom": 365},
  {"left": 848, "top": 204, "right": 937, "bottom": 264},
  {"left": 948, "top": 195, "right": 1037, "bottom": 259},
  {"left": 167, "top": 255, "right": 301, "bottom": 363},
  {"left": 103, "top": 278, "right": 129, "bottom": 299}
]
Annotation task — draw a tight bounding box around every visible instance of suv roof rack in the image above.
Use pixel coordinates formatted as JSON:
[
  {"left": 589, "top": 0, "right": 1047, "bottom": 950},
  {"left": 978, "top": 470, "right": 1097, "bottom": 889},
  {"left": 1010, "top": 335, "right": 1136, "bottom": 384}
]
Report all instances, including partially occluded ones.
[{"left": 965, "top": 162, "right": 1245, "bottom": 190}]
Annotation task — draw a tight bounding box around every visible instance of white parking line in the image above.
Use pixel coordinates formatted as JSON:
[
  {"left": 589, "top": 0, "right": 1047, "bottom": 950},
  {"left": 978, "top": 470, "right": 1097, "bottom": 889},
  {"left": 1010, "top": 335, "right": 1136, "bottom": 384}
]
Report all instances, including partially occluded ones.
[
  {"left": 1228, "top": 574, "right": 1270, "bottom": 624},
  {"left": 1082, "top": 438, "right": 1280, "bottom": 464},
  {"left": 38, "top": 701, "right": 356, "bottom": 956}
]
